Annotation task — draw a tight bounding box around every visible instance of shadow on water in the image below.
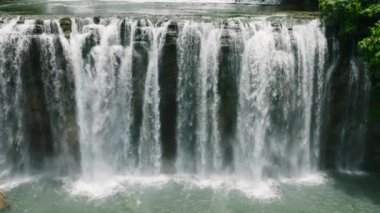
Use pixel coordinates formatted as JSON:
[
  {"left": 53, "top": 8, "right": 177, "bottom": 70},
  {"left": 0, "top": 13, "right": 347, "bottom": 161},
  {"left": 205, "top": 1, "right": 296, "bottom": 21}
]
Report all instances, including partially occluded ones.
[{"left": 330, "top": 171, "right": 380, "bottom": 206}]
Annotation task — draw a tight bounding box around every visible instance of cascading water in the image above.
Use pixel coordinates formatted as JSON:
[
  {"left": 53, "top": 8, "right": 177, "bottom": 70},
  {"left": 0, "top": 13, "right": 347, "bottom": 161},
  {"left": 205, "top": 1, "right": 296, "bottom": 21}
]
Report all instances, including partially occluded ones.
[
  {"left": 64, "top": 18, "right": 170, "bottom": 178},
  {"left": 176, "top": 19, "right": 327, "bottom": 179},
  {"left": 235, "top": 20, "right": 327, "bottom": 179},
  {"left": 0, "top": 19, "right": 32, "bottom": 179},
  {"left": 67, "top": 18, "right": 136, "bottom": 178},
  {"left": 0, "top": 18, "right": 78, "bottom": 179},
  {"left": 335, "top": 57, "right": 370, "bottom": 172},
  {"left": 176, "top": 21, "right": 223, "bottom": 175},
  {"left": 38, "top": 19, "right": 80, "bottom": 175},
  {"left": 1, "top": 16, "right": 371, "bottom": 194},
  {"left": 138, "top": 20, "right": 169, "bottom": 174},
  {"left": 65, "top": 18, "right": 132, "bottom": 178}
]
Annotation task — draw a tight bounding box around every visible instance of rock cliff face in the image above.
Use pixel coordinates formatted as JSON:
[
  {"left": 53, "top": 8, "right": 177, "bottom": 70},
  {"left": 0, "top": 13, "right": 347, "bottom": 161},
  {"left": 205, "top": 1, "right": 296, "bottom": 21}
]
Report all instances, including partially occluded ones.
[
  {"left": 22, "top": 36, "right": 54, "bottom": 172},
  {"left": 0, "top": 18, "right": 79, "bottom": 176},
  {"left": 367, "top": 82, "right": 380, "bottom": 171},
  {"left": 320, "top": 28, "right": 380, "bottom": 172}
]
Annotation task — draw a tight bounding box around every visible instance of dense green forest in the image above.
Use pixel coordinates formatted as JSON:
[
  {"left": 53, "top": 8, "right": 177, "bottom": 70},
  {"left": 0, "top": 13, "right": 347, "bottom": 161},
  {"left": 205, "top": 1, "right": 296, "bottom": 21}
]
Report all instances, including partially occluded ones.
[{"left": 320, "top": 0, "right": 380, "bottom": 85}]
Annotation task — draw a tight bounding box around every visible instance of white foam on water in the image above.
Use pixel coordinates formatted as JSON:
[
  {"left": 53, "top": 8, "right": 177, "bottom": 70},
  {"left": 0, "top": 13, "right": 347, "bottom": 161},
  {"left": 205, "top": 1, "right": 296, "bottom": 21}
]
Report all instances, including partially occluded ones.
[
  {"left": 0, "top": 176, "right": 35, "bottom": 191},
  {"left": 65, "top": 176, "right": 126, "bottom": 199},
  {"left": 338, "top": 170, "right": 368, "bottom": 176},
  {"left": 65, "top": 174, "right": 280, "bottom": 201},
  {"left": 280, "top": 172, "right": 327, "bottom": 186},
  {"left": 180, "top": 175, "right": 280, "bottom": 200},
  {"left": 64, "top": 175, "right": 172, "bottom": 199}
]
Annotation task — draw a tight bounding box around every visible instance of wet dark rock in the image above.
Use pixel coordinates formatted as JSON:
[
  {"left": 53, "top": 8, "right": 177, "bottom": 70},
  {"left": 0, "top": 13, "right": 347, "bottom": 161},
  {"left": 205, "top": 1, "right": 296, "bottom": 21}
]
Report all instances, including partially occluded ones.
[
  {"left": 59, "top": 17, "right": 72, "bottom": 39},
  {"left": 35, "top": 19, "right": 43, "bottom": 25},
  {"left": 34, "top": 19, "right": 44, "bottom": 35},
  {"left": 34, "top": 25, "right": 43, "bottom": 34},
  {"left": 271, "top": 22, "right": 282, "bottom": 28},
  {"left": 130, "top": 27, "right": 150, "bottom": 164},
  {"left": 366, "top": 122, "right": 380, "bottom": 171},
  {"left": 165, "top": 22, "right": 178, "bottom": 46},
  {"left": 81, "top": 32, "right": 100, "bottom": 59},
  {"left": 16, "top": 18, "right": 25, "bottom": 24},
  {"left": 272, "top": 22, "right": 282, "bottom": 32},
  {"left": 93, "top": 16, "right": 100, "bottom": 24},
  {"left": 218, "top": 40, "right": 239, "bottom": 170},
  {"left": 21, "top": 38, "right": 54, "bottom": 172},
  {"left": 160, "top": 25, "right": 178, "bottom": 171},
  {"left": 220, "top": 31, "right": 231, "bottom": 48},
  {"left": 320, "top": 36, "right": 376, "bottom": 171},
  {"left": 365, "top": 86, "right": 380, "bottom": 172},
  {"left": 120, "top": 19, "right": 130, "bottom": 46}
]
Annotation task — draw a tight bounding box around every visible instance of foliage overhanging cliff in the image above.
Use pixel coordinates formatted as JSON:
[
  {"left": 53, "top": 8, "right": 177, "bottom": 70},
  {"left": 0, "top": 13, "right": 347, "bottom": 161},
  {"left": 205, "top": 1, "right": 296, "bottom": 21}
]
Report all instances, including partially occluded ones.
[{"left": 320, "top": 0, "right": 380, "bottom": 84}]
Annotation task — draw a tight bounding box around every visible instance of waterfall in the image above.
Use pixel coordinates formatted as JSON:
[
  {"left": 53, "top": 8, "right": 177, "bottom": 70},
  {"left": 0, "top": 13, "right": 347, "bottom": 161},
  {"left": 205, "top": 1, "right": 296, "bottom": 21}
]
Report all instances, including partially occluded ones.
[
  {"left": 138, "top": 20, "right": 168, "bottom": 174},
  {"left": 234, "top": 20, "right": 327, "bottom": 179},
  {"left": 1, "top": 16, "right": 371, "bottom": 184},
  {"left": 64, "top": 18, "right": 170, "bottom": 177},
  {"left": 37, "top": 19, "right": 78, "bottom": 175},
  {"left": 0, "top": 19, "right": 32, "bottom": 179},
  {"left": 176, "top": 21, "right": 223, "bottom": 175},
  {"left": 175, "top": 19, "right": 327, "bottom": 179},
  {"left": 66, "top": 18, "right": 137, "bottom": 178},
  {"left": 336, "top": 57, "right": 370, "bottom": 172},
  {"left": 0, "top": 18, "right": 78, "bottom": 178}
]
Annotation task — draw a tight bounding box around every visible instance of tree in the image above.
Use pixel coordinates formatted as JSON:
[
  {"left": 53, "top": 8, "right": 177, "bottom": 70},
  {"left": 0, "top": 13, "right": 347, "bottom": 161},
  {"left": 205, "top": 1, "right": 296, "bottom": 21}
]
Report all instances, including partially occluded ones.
[{"left": 320, "top": 0, "right": 380, "bottom": 79}]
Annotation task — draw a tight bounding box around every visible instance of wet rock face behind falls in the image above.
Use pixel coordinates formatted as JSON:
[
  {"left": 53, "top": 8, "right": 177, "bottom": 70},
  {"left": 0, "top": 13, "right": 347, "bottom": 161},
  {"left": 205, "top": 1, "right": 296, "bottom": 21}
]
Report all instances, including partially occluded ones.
[{"left": 0, "top": 16, "right": 374, "bottom": 181}]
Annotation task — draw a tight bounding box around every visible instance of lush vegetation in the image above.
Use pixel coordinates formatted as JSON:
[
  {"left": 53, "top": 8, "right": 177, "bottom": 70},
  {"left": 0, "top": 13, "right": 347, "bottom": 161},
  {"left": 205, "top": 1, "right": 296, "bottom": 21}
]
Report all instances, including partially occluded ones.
[
  {"left": 320, "top": 0, "right": 380, "bottom": 83},
  {"left": 359, "top": 22, "right": 380, "bottom": 82}
]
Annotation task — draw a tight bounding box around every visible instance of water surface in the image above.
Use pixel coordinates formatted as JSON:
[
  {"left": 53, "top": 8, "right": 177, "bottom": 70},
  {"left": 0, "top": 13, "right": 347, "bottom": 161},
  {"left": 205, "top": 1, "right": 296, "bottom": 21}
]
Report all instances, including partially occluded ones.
[{"left": 2, "top": 173, "right": 380, "bottom": 213}]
